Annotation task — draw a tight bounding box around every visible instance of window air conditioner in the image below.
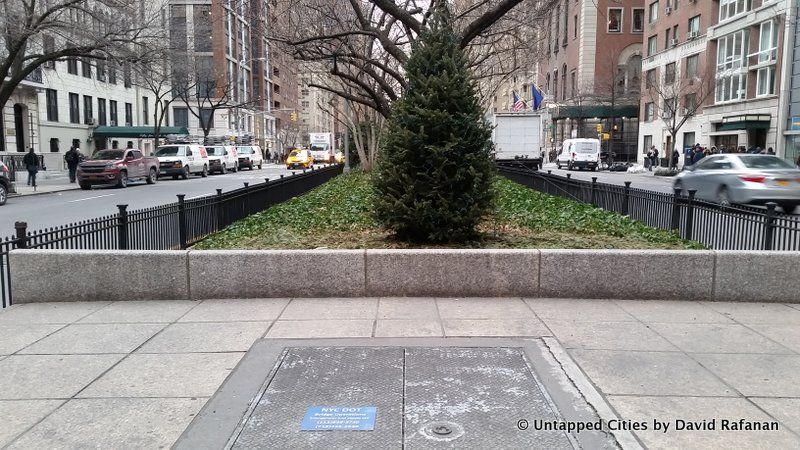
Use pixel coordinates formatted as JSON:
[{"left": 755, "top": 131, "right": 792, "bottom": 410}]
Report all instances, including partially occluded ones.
[
  {"left": 669, "top": 39, "right": 679, "bottom": 47},
  {"left": 87, "top": 118, "right": 96, "bottom": 126},
  {"left": 687, "top": 31, "right": 698, "bottom": 40},
  {"left": 665, "top": 6, "right": 672, "bottom": 15},
  {"left": 110, "top": 120, "right": 118, "bottom": 126}
]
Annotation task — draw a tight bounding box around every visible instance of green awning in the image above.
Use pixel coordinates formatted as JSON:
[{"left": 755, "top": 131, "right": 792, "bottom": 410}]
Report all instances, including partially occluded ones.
[
  {"left": 92, "top": 126, "right": 189, "bottom": 139},
  {"left": 717, "top": 121, "right": 770, "bottom": 131},
  {"left": 551, "top": 105, "right": 639, "bottom": 120}
]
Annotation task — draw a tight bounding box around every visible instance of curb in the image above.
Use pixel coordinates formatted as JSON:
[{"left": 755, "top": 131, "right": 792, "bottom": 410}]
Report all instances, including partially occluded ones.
[{"left": 9, "top": 186, "right": 80, "bottom": 198}]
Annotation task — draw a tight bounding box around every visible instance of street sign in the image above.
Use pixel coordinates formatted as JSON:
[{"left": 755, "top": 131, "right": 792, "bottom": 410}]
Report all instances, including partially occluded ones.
[{"left": 300, "top": 406, "right": 376, "bottom": 431}]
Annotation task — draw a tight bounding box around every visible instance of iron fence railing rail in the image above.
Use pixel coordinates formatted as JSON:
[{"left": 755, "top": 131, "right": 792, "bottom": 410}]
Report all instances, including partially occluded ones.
[
  {"left": 0, "top": 164, "right": 343, "bottom": 307},
  {"left": 498, "top": 165, "right": 800, "bottom": 252}
]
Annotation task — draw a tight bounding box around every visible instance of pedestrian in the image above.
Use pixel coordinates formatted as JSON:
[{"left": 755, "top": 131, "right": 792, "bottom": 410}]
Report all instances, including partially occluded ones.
[
  {"left": 23, "top": 147, "right": 40, "bottom": 189},
  {"left": 693, "top": 147, "right": 705, "bottom": 164},
  {"left": 64, "top": 144, "right": 82, "bottom": 183},
  {"left": 646, "top": 147, "right": 654, "bottom": 171},
  {"left": 704, "top": 146, "right": 712, "bottom": 157},
  {"left": 710, "top": 146, "right": 718, "bottom": 154},
  {"left": 767, "top": 147, "right": 775, "bottom": 155},
  {"left": 671, "top": 148, "right": 679, "bottom": 169}
]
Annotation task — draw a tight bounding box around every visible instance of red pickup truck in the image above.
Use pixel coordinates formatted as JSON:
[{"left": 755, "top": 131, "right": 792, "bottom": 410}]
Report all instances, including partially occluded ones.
[{"left": 77, "top": 149, "right": 160, "bottom": 189}]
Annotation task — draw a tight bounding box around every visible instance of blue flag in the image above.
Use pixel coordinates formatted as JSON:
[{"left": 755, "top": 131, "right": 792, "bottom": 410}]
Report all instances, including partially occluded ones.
[{"left": 532, "top": 85, "right": 543, "bottom": 111}]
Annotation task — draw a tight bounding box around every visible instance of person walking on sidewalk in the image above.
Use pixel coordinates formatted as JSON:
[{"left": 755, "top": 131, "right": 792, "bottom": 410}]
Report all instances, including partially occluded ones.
[
  {"left": 651, "top": 146, "right": 659, "bottom": 170},
  {"left": 64, "top": 144, "right": 82, "bottom": 183},
  {"left": 23, "top": 147, "right": 40, "bottom": 190},
  {"left": 671, "top": 148, "right": 679, "bottom": 169}
]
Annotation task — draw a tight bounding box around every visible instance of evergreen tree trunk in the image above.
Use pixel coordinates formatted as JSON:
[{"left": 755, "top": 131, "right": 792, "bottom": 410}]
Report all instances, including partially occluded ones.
[{"left": 373, "top": 2, "right": 495, "bottom": 243}]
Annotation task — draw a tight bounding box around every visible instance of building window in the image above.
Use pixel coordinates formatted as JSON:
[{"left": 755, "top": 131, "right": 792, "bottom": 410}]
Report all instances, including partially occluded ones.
[
  {"left": 715, "top": 30, "right": 749, "bottom": 103},
  {"left": 649, "top": 1, "right": 658, "bottom": 23},
  {"left": 643, "top": 135, "right": 652, "bottom": 153},
  {"left": 607, "top": 8, "right": 622, "bottom": 33},
  {"left": 67, "top": 58, "right": 78, "bottom": 75},
  {"left": 123, "top": 62, "right": 132, "bottom": 88},
  {"left": 688, "top": 15, "right": 700, "bottom": 36},
  {"left": 632, "top": 8, "right": 644, "bottom": 32},
  {"left": 125, "top": 102, "right": 133, "bottom": 126},
  {"left": 756, "top": 67, "right": 776, "bottom": 96},
  {"left": 174, "top": 107, "right": 189, "bottom": 128},
  {"left": 663, "top": 97, "right": 675, "bottom": 119},
  {"left": 49, "top": 138, "right": 60, "bottom": 153},
  {"left": 108, "top": 65, "right": 117, "bottom": 84},
  {"left": 685, "top": 54, "right": 698, "bottom": 78},
  {"left": 665, "top": 63, "right": 676, "bottom": 84},
  {"left": 69, "top": 93, "right": 80, "bottom": 124},
  {"left": 142, "top": 97, "right": 149, "bottom": 125},
  {"left": 96, "top": 59, "right": 106, "bottom": 82},
  {"left": 97, "top": 98, "right": 107, "bottom": 126},
  {"left": 83, "top": 95, "right": 93, "bottom": 124},
  {"left": 648, "top": 35, "right": 658, "bottom": 56},
  {"left": 45, "top": 89, "right": 58, "bottom": 122},
  {"left": 110, "top": 100, "right": 118, "bottom": 126},
  {"left": 646, "top": 69, "right": 656, "bottom": 89},
  {"left": 684, "top": 93, "right": 697, "bottom": 114},
  {"left": 665, "top": 28, "right": 672, "bottom": 50},
  {"left": 683, "top": 132, "right": 696, "bottom": 150},
  {"left": 43, "top": 36, "right": 56, "bottom": 69},
  {"left": 193, "top": 5, "right": 213, "bottom": 52},
  {"left": 200, "top": 108, "right": 214, "bottom": 128},
  {"left": 644, "top": 102, "right": 655, "bottom": 121},
  {"left": 574, "top": 14, "right": 578, "bottom": 39},
  {"left": 758, "top": 20, "right": 778, "bottom": 64},
  {"left": 82, "top": 59, "right": 92, "bottom": 78},
  {"left": 719, "top": 0, "right": 750, "bottom": 22},
  {"left": 571, "top": 70, "right": 577, "bottom": 98}
]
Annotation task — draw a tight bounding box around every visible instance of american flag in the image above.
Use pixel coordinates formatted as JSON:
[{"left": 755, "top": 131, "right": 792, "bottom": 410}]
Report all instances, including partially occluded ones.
[{"left": 512, "top": 91, "right": 526, "bottom": 112}]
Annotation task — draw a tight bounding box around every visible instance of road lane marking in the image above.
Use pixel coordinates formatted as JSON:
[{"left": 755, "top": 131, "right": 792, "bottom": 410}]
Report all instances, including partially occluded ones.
[{"left": 68, "top": 194, "right": 115, "bottom": 203}]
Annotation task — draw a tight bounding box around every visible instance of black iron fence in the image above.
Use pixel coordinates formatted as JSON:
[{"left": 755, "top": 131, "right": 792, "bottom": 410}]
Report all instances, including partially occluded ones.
[
  {"left": 0, "top": 164, "right": 343, "bottom": 307},
  {"left": 498, "top": 165, "right": 800, "bottom": 251}
]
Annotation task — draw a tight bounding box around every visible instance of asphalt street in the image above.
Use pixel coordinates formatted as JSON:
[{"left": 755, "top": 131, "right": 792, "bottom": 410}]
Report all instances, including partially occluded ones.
[
  {"left": 542, "top": 164, "right": 676, "bottom": 194},
  {"left": 1, "top": 164, "right": 298, "bottom": 235}
]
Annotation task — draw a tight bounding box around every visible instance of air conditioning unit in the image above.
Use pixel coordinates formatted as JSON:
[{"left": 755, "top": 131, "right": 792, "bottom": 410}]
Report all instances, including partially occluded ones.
[
  {"left": 665, "top": 6, "right": 672, "bottom": 15},
  {"left": 687, "top": 31, "right": 698, "bottom": 40},
  {"left": 669, "top": 39, "right": 679, "bottom": 47},
  {"left": 87, "top": 118, "right": 96, "bottom": 126},
  {"left": 110, "top": 120, "right": 118, "bottom": 126}
]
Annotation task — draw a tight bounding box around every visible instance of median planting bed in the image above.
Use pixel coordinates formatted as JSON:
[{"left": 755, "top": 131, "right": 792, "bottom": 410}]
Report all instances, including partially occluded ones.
[{"left": 194, "top": 172, "right": 702, "bottom": 250}]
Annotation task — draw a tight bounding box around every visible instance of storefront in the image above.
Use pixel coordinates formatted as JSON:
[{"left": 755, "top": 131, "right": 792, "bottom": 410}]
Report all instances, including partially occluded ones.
[{"left": 549, "top": 105, "right": 640, "bottom": 162}]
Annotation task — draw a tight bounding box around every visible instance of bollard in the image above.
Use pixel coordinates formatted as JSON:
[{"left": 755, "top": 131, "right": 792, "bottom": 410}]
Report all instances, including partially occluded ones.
[
  {"left": 763, "top": 202, "right": 777, "bottom": 251},
  {"left": 177, "top": 194, "right": 187, "bottom": 250},
  {"left": 590, "top": 177, "right": 598, "bottom": 206},
  {"left": 117, "top": 204, "right": 129, "bottom": 250},
  {"left": 622, "top": 181, "right": 632, "bottom": 216},
  {"left": 685, "top": 190, "right": 697, "bottom": 241},
  {"left": 14, "top": 222, "right": 28, "bottom": 249},
  {"left": 566, "top": 173, "right": 571, "bottom": 179},
  {"left": 670, "top": 187, "right": 682, "bottom": 231}
]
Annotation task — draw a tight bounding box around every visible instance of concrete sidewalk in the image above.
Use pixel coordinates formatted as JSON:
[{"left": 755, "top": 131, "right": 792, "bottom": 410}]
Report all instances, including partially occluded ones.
[
  {"left": 0, "top": 298, "right": 798, "bottom": 448},
  {"left": 10, "top": 171, "right": 78, "bottom": 197}
]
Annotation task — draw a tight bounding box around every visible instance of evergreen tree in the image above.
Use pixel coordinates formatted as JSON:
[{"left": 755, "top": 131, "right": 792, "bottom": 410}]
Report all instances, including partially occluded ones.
[{"left": 373, "top": 1, "right": 495, "bottom": 243}]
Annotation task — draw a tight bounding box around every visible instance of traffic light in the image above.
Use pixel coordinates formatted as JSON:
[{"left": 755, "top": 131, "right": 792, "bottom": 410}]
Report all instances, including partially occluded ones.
[{"left": 290, "top": 111, "right": 298, "bottom": 122}]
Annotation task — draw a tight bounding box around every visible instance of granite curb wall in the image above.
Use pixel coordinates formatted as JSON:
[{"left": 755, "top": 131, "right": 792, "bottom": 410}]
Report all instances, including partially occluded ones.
[{"left": 8, "top": 249, "right": 799, "bottom": 303}]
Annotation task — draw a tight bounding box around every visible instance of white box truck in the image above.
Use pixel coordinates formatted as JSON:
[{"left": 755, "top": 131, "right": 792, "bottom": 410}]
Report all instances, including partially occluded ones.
[
  {"left": 491, "top": 113, "right": 543, "bottom": 169},
  {"left": 308, "top": 133, "right": 335, "bottom": 163}
]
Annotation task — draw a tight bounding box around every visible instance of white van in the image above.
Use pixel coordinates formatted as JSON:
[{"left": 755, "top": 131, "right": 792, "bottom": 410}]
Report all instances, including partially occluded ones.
[
  {"left": 206, "top": 145, "right": 238, "bottom": 174},
  {"left": 556, "top": 138, "right": 601, "bottom": 171},
  {"left": 154, "top": 144, "right": 210, "bottom": 179},
  {"left": 236, "top": 145, "right": 264, "bottom": 170}
]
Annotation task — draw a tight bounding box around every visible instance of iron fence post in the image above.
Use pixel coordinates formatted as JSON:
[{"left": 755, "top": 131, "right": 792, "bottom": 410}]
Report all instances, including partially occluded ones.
[
  {"left": 117, "top": 204, "right": 128, "bottom": 250},
  {"left": 14, "top": 222, "right": 28, "bottom": 249},
  {"left": 177, "top": 194, "right": 187, "bottom": 250},
  {"left": 763, "top": 202, "right": 777, "bottom": 251},
  {"left": 685, "top": 189, "right": 696, "bottom": 241},
  {"left": 622, "top": 181, "right": 632, "bottom": 215},
  {"left": 671, "top": 188, "right": 681, "bottom": 231},
  {"left": 244, "top": 182, "right": 250, "bottom": 215},
  {"left": 215, "top": 189, "right": 223, "bottom": 231},
  {"left": 590, "top": 177, "right": 597, "bottom": 206}
]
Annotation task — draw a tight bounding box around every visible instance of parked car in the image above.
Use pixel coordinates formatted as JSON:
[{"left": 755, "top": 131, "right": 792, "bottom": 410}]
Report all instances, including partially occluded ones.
[
  {"left": 77, "top": 149, "right": 159, "bottom": 190},
  {"left": 286, "top": 149, "right": 314, "bottom": 170},
  {"left": 154, "top": 144, "right": 209, "bottom": 179},
  {"left": 206, "top": 145, "right": 238, "bottom": 174},
  {"left": 0, "top": 160, "right": 15, "bottom": 205},
  {"left": 673, "top": 154, "right": 800, "bottom": 213},
  {"left": 236, "top": 145, "right": 264, "bottom": 170},
  {"left": 556, "top": 138, "right": 601, "bottom": 171}
]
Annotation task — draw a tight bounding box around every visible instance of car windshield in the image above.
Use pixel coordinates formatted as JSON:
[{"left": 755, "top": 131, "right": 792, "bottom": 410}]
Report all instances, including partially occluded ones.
[
  {"left": 155, "top": 146, "right": 185, "bottom": 157},
  {"left": 575, "top": 142, "right": 597, "bottom": 153},
  {"left": 738, "top": 156, "right": 794, "bottom": 169},
  {"left": 206, "top": 147, "right": 225, "bottom": 156},
  {"left": 238, "top": 147, "right": 252, "bottom": 154},
  {"left": 92, "top": 150, "right": 125, "bottom": 160},
  {"left": 310, "top": 144, "right": 328, "bottom": 151},
  {"left": 289, "top": 150, "right": 306, "bottom": 157}
]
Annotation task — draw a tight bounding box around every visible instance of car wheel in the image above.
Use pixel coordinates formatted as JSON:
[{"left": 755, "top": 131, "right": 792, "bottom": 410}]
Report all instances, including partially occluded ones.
[
  {"left": 249, "top": 163, "right": 254, "bottom": 171},
  {"left": 221, "top": 164, "right": 226, "bottom": 174},
  {"left": 258, "top": 163, "right": 262, "bottom": 169},
  {"left": 181, "top": 166, "right": 190, "bottom": 180},
  {"left": 201, "top": 165, "right": 208, "bottom": 178},
  {"left": 567, "top": 161, "right": 573, "bottom": 171},
  {"left": 717, "top": 186, "right": 732, "bottom": 207},
  {"left": 172, "top": 174, "right": 179, "bottom": 180},
  {"left": 590, "top": 167, "right": 597, "bottom": 172},
  {"left": 0, "top": 184, "right": 7, "bottom": 206},
  {"left": 146, "top": 168, "right": 157, "bottom": 184},
  {"left": 80, "top": 183, "right": 91, "bottom": 190},
  {"left": 117, "top": 171, "right": 128, "bottom": 188}
]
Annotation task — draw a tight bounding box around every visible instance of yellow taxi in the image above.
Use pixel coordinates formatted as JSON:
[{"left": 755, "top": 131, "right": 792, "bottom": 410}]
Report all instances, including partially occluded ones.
[
  {"left": 286, "top": 149, "right": 313, "bottom": 170},
  {"left": 334, "top": 151, "right": 345, "bottom": 164}
]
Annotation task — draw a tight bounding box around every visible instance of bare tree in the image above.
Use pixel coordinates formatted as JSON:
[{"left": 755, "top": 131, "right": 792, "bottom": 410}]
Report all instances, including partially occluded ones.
[
  {"left": 646, "top": 64, "right": 714, "bottom": 168},
  {"left": 0, "top": 0, "right": 162, "bottom": 109},
  {"left": 276, "top": 120, "right": 302, "bottom": 154},
  {"left": 267, "top": 0, "right": 558, "bottom": 118}
]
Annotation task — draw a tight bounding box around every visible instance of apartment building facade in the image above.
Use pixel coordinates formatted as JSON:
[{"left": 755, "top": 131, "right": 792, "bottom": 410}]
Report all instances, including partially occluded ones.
[
  {"left": 640, "top": 0, "right": 792, "bottom": 165},
  {"left": 298, "top": 70, "right": 340, "bottom": 148},
  {"left": 538, "top": 0, "right": 644, "bottom": 161}
]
